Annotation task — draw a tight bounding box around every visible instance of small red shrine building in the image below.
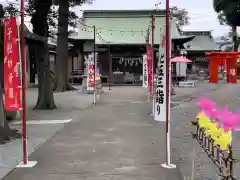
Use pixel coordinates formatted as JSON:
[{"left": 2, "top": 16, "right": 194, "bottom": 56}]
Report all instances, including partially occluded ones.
[{"left": 206, "top": 52, "right": 240, "bottom": 84}]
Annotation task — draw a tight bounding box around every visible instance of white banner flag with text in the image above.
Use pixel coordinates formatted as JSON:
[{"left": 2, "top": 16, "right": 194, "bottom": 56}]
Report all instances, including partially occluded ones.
[
  {"left": 154, "top": 36, "right": 167, "bottom": 122},
  {"left": 142, "top": 54, "right": 148, "bottom": 88}
]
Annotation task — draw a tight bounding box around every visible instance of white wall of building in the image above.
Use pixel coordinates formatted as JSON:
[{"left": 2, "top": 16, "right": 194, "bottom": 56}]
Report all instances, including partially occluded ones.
[{"left": 176, "top": 62, "right": 187, "bottom": 77}]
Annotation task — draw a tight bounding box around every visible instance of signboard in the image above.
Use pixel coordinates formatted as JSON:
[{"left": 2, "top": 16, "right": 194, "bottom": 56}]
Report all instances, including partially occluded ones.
[
  {"left": 155, "top": 36, "right": 166, "bottom": 121},
  {"left": 3, "top": 17, "right": 20, "bottom": 111},
  {"left": 147, "top": 46, "right": 153, "bottom": 93},
  {"left": 142, "top": 54, "right": 148, "bottom": 88},
  {"left": 86, "top": 53, "right": 95, "bottom": 91},
  {"left": 195, "top": 56, "right": 209, "bottom": 62}
]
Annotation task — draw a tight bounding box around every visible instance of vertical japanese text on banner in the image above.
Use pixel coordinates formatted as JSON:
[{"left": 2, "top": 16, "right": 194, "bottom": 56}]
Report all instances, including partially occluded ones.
[
  {"left": 3, "top": 17, "right": 20, "bottom": 111},
  {"left": 154, "top": 36, "right": 166, "bottom": 122}
]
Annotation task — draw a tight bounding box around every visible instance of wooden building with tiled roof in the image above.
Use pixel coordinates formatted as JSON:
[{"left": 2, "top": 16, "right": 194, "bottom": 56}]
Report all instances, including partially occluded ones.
[
  {"left": 69, "top": 9, "right": 194, "bottom": 85},
  {"left": 182, "top": 31, "right": 218, "bottom": 73}
]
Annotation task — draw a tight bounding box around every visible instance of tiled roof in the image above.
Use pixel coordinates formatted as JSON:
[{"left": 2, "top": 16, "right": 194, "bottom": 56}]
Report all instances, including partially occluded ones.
[
  {"left": 183, "top": 31, "right": 218, "bottom": 51},
  {"left": 70, "top": 10, "right": 193, "bottom": 45}
]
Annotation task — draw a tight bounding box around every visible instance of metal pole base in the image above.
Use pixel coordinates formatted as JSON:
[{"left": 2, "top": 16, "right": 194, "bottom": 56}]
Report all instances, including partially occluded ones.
[
  {"left": 93, "top": 91, "right": 96, "bottom": 105},
  {"left": 96, "top": 94, "right": 100, "bottom": 100},
  {"left": 147, "top": 95, "right": 150, "bottom": 102},
  {"left": 161, "top": 163, "right": 176, "bottom": 169},
  {"left": 17, "top": 161, "right": 38, "bottom": 168}
]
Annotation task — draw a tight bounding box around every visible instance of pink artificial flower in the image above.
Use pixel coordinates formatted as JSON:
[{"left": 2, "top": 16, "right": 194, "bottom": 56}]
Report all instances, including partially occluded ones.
[
  {"left": 199, "top": 97, "right": 216, "bottom": 111},
  {"left": 220, "top": 112, "right": 240, "bottom": 131}
]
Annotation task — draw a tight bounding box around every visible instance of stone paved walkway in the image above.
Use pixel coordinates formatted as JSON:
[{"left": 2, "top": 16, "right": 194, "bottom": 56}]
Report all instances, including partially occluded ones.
[
  {"left": 0, "top": 88, "right": 94, "bottom": 180},
  {"left": 0, "top": 83, "right": 226, "bottom": 180},
  {"left": 2, "top": 87, "right": 184, "bottom": 180}
]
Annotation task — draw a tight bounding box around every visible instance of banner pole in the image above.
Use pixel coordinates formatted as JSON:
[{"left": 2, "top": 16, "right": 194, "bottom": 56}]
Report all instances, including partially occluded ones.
[
  {"left": 20, "top": 0, "right": 27, "bottom": 165},
  {"left": 146, "top": 28, "right": 150, "bottom": 101},
  {"left": 16, "top": 0, "right": 37, "bottom": 168},
  {"left": 161, "top": 0, "right": 176, "bottom": 169},
  {"left": 93, "top": 26, "right": 96, "bottom": 105},
  {"left": 151, "top": 14, "right": 155, "bottom": 116},
  {"left": 0, "top": 20, "right": 4, "bottom": 128},
  {"left": 17, "top": 18, "right": 22, "bottom": 88}
]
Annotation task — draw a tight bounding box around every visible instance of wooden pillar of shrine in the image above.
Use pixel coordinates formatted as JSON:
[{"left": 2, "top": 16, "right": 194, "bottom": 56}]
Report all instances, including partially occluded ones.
[
  {"left": 226, "top": 56, "right": 238, "bottom": 84},
  {"left": 209, "top": 55, "right": 219, "bottom": 83},
  {"left": 206, "top": 52, "right": 240, "bottom": 84}
]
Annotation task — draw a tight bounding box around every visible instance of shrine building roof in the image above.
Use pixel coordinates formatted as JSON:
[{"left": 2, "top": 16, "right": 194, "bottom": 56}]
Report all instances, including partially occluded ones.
[
  {"left": 69, "top": 9, "right": 194, "bottom": 45},
  {"left": 182, "top": 31, "right": 218, "bottom": 51}
]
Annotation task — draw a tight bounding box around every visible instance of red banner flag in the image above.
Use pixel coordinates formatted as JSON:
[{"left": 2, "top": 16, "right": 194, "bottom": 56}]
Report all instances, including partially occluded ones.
[
  {"left": 3, "top": 17, "right": 20, "bottom": 111},
  {"left": 88, "top": 64, "right": 95, "bottom": 89},
  {"left": 147, "top": 46, "right": 153, "bottom": 94}
]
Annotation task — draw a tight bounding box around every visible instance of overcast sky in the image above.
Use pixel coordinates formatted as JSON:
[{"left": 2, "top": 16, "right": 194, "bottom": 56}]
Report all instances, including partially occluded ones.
[
  {"left": 1, "top": 0, "right": 231, "bottom": 37},
  {"left": 76, "top": 0, "right": 230, "bottom": 37}
]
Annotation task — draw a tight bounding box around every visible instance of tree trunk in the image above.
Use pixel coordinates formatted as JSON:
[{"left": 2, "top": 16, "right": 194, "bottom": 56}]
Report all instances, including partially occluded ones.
[
  {"left": 54, "top": 0, "right": 74, "bottom": 92},
  {"left": 232, "top": 25, "right": 239, "bottom": 51},
  {"left": 31, "top": 0, "right": 56, "bottom": 109},
  {"left": 29, "top": 46, "right": 36, "bottom": 84}
]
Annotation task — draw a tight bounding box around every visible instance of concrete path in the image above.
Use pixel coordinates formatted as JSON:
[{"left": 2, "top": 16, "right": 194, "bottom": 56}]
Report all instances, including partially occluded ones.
[
  {"left": 171, "top": 82, "right": 219, "bottom": 103},
  {"left": 2, "top": 87, "right": 183, "bottom": 180},
  {"left": 0, "top": 83, "right": 223, "bottom": 180},
  {"left": 25, "top": 87, "right": 94, "bottom": 121},
  {"left": 0, "top": 88, "right": 94, "bottom": 180}
]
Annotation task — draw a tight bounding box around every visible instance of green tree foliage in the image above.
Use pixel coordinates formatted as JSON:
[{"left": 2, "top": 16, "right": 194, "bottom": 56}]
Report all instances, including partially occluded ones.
[
  {"left": 217, "top": 11, "right": 228, "bottom": 26},
  {"left": 213, "top": 0, "right": 228, "bottom": 12},
  {"left": 170, "top": 6, "right": 189, "bottom": 26},
  {"left": 213, "top": 0, "right": 240, "bottom": 51},
  {"left": 213, "top": 0, "right": 240, "bottom": 26},
  {"left": 26, "top": 0, "right": 80, "bottom": 37}
]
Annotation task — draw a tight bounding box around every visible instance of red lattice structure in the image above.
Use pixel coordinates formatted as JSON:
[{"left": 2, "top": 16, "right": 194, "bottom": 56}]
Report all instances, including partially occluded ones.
[{"left": 206, "top": 52, "right": 240, "bottom": 84}]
